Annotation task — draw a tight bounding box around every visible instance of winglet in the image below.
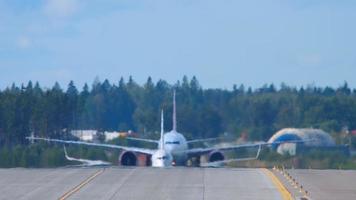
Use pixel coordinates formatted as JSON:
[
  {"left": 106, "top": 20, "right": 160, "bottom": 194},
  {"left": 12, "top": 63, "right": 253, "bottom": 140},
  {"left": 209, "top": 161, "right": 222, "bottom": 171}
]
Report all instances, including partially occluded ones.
[
  {"left": 63, "top": 146, "right": 69, "bottom": 159},
  {"left": 256, "top": 144, "right": 262, "bottom": 159},
  {"left": 160, "top": 110, "right": 165, "bottom": 150},
  {"left": 172, "top": 90, "right": 177, "bottom": 131}
]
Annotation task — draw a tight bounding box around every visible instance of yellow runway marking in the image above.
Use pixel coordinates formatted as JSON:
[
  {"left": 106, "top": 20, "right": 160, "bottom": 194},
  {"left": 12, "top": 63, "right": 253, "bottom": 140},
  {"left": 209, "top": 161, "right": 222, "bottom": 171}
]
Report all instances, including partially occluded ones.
[
  {"left": 261, "top": 168, "right": 293, "bottom": 200},
  {"left": 59, "top": 169, "right": 105, "bottom": 200}
]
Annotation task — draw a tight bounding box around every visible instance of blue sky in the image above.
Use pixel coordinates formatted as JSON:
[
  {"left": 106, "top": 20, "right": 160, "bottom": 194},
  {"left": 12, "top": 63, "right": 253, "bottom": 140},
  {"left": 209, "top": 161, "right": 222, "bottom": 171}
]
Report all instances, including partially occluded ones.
[{"left": 0, "top": 0, "right": 356, "bottom": 89}]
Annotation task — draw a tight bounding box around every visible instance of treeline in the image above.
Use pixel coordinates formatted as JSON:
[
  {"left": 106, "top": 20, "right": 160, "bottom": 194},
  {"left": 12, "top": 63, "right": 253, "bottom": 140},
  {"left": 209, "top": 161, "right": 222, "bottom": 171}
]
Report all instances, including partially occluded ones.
[{"left": 1, "top": 76, "right": 356, "bottom": 147}]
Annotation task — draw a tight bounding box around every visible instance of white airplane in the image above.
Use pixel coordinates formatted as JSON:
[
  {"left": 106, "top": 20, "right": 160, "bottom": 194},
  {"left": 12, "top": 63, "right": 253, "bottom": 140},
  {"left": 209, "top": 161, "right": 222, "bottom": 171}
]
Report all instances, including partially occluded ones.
[
  {"left": 27, "top": 91, "right": 299, "bottom": 167},
  {"left": 122, "top": 91, "right": 262, "bottom": 166},
  {"left": 63, "top": 145, "right": 111, "bottom": 166}
]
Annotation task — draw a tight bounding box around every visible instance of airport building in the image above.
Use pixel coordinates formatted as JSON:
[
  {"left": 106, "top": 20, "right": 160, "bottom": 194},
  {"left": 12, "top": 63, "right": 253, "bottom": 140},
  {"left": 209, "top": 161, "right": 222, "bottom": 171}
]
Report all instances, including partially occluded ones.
[
  {"left": 70, "top": 130, "right": 135, "bottom": 142},
  {"left": 268, "top": 128, "right": 348, "bottom": 155},
  {"left": 70, "top": 130, "right": 98, "bottom": 141}
]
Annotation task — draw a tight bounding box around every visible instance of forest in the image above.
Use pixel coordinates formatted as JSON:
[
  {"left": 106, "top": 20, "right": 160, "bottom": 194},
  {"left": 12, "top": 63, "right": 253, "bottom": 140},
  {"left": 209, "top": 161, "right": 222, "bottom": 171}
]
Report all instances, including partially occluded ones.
[
  {"left": 1, "top": 76, "right": 356, "bottom": 145},
  {"left": 0, "top": 76, "right": 356, "bottom": 167}
]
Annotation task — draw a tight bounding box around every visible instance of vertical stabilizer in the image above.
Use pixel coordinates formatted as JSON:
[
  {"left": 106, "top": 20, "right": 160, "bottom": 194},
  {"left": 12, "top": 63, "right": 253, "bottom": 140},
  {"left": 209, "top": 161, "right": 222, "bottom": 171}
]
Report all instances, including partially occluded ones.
[
  {"left": 30, "top": 131, "right": 34, "bottom": 144},
  {"left": 160, "top": 110, "right": 165, "bottom": 150},
  {"left": 173, "top": 90, "right": 177, "bottom": 131}
]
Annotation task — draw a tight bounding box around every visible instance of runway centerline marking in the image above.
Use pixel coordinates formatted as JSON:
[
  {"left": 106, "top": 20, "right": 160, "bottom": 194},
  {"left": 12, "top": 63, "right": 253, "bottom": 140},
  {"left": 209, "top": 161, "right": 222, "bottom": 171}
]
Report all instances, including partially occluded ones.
[
  {"left": 261, "top": 168, "right": 293, "bottom": 200},
  {"left": 58, "top": 168, "right": 105, "bottom": 200}
]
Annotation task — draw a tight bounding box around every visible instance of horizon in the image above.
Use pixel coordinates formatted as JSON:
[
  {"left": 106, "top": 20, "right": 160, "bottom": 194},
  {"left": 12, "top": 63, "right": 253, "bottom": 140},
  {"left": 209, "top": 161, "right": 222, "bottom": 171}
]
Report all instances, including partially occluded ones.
[{"left": 1, "top": 76, "right": 354, "bottom": 91}]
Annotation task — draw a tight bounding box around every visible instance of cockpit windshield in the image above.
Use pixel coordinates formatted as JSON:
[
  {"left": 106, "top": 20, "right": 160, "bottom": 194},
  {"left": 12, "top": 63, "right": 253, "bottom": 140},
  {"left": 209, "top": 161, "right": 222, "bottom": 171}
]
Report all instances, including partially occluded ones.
[
  {"left": 158, "top": 156, "right": 168, "bottom": 160},
  {"left": 165, "top": 141, "right": 180, "bottom": 145}
]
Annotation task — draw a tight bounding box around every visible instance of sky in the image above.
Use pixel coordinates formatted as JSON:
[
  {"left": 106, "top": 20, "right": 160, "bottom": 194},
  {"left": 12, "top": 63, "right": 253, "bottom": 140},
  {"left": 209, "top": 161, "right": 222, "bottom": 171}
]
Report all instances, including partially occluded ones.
[{"left": 0, "top": 0, "right": 356, "bottom": 90}]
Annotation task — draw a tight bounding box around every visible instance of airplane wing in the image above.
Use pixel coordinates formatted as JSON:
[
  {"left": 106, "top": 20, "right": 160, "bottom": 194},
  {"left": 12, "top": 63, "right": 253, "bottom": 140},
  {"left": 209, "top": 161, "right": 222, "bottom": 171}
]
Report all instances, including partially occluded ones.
[
  {"left": 200, "top": 145, "right": 262, "bottom": 167},
  {"left": 125, "top": 137, "right": 159, "bottom": 144},
  {"left": 27, "top": 137, "right": 156, "bottom": 155},
  {"left": 64, "top": 146, "right": 111, "bottom": 166},
  {"left": 186, "top": 137, "right": 221, "bottom": 144},
  {"left": 183, "top": 140, "right": 305, "bottom": 157}
]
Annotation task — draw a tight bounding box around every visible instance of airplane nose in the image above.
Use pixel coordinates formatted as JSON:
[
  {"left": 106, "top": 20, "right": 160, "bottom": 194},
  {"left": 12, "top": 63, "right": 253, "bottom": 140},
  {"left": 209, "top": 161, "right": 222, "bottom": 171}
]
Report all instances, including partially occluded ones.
[{"left": 165, "top": 145, "right": 174, "bottom": 152}]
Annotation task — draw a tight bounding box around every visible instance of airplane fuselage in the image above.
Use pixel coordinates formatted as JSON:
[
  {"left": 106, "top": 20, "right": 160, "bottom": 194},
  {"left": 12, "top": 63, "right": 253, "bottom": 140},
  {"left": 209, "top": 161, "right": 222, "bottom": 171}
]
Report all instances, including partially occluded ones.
[
  {"left": 162, "top": 130, "right": 188, "bottom": 165},
  {"left": 151, "top": 149, "right": 173, "bottom": 167}
]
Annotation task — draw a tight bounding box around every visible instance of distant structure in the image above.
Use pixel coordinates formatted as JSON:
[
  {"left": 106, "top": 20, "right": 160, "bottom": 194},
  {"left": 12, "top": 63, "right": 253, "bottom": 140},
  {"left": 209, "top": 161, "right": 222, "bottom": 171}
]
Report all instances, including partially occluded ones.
[
  {"left": 268, "top": 128, "right": 341, "bottom": 155},
  {"left": 70, "top": 130, "right": 98, "bottom": 141},
  {"left": 104, "top": 130, "right": 135, "bottom": 142},
  {"left": 70, "top": 130, "right": 135, "bottom": 142},
  {"left": 104, "top": 131, "right": 120, "bottom": 141}
]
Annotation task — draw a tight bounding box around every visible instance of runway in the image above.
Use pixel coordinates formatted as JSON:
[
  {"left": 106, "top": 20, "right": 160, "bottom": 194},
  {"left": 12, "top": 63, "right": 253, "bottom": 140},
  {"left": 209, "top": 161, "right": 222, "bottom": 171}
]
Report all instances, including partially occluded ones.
[
  {"left": 283, "top": 169, "right": 356, "bottom": 200},
  {"left": 0, "top": 167, "right": 355, "bottom": 200},
  {"left": 0, "top": 168, "right": 98, "bottom": 200},
  {"left": 0, "top": 167, "right": 284, "bottom": 200}
]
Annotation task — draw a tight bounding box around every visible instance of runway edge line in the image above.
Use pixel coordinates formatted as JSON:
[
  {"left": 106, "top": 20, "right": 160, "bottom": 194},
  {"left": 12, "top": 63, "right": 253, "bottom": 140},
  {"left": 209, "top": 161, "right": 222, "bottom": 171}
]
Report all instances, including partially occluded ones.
[
  {"left": 58, "top": 169, "right": 105, "bottom": 200},
  {"left": 261, "top": 168, "right": 293, "bottom": 200}
]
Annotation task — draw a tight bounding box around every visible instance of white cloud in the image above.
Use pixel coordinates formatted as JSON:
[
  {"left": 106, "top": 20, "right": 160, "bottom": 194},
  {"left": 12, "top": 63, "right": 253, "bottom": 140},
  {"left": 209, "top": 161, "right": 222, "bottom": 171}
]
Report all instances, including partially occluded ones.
[
  {"left": 17, "top": 36, "right": 31, "bottom": 49},
  {"left": 44, "top": 0, "right": 79, "bottom": 18}
]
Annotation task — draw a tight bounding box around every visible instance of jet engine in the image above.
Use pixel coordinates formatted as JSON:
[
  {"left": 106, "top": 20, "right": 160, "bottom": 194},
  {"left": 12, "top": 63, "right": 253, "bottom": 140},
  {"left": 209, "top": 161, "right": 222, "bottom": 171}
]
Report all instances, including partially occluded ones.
[
  {"left": 208, "top": 151, "right": 225, "bottom": 162},
  {"left": 119, "top": 151, "right": 151, "bottom": 166},
  {"left": 119, "top": 151, "right": 137, "bottom": 166}
]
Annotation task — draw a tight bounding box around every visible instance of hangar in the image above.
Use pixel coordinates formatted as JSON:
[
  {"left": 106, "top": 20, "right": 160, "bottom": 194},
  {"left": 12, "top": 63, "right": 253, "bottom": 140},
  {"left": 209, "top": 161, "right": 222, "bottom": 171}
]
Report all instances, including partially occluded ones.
[{"left": 268, "top": 128, "right": 339, "bottom": 155}]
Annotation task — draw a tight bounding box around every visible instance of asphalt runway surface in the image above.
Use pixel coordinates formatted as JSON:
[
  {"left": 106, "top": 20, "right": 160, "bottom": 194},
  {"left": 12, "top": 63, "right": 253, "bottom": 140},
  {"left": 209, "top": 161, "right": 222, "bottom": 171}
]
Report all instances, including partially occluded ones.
[
  {"left": 284, "top": 169, "right": 356, "bottom": 200},
  {"left": 0, "top": 167, "right": 283, "bottom": 200},
  {"left": 0, "top": 167, "right": 354, "bottom": 200},
  {"left": 0, "top": 168, "right": 98, "bottom": 200}
]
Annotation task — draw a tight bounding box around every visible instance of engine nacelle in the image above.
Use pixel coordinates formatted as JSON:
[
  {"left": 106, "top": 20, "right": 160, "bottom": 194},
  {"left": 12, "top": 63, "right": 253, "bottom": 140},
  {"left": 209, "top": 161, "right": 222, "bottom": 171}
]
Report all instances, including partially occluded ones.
[
  {"left": 208, "top": 151, "right": 225, "bottom": 162},
  {"left": 119, "top": 151, "right": 151, "bottom": 166},
  {"left": 119, "top": 151, "right": 137, "bottom": 166}
]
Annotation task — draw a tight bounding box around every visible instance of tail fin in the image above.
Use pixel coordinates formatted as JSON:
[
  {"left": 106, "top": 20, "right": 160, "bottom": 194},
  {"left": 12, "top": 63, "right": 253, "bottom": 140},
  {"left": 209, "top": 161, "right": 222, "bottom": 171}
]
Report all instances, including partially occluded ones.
[
  {"left": 30, "top": 131, "right": 35, "bottom": 144},
  {"left": 172, "top": 90, "right": 177, "bottom": 131},
  {"left": 160, "top": 110, "right": 165, "bottom": 150}
]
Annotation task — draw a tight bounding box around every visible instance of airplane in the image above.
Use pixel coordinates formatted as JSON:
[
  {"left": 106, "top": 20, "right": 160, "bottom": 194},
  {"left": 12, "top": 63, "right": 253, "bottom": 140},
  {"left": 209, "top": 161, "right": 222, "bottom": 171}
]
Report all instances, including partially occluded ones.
[
  {"left": 27, "top": 91, "right": 301, "bottom": 167},
  {"left": 121, "top": 91, "right": 262, "bottom": 166},
  {"left": 63, "top": 145, "right": 111, "bottom": 166}
]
